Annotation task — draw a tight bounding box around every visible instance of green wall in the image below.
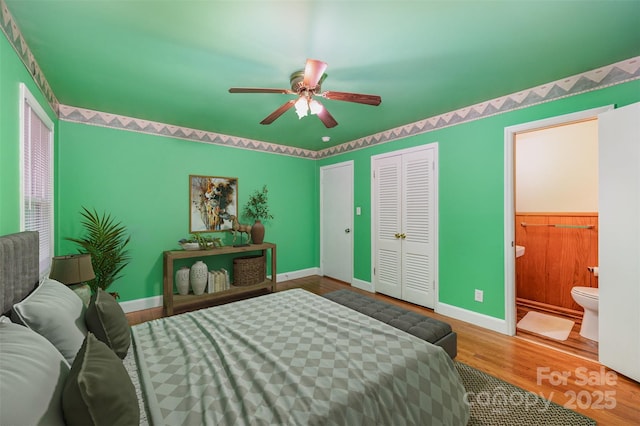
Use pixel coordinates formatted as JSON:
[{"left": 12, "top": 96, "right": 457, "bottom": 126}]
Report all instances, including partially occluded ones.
[
  {"left": 0, "top": 33, "right": 58, "bottom": 234},
  {"left": 3, "top": 27, "right": 639, "bottom": 317},
  {"left": 319, "top": 79, "right": 640, "bottom": 320},
  {"left": 56, "top": 121, "right": 319, "bottom": 301}
]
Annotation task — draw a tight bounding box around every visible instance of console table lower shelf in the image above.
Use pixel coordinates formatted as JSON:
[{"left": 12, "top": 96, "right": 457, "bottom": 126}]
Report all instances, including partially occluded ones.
[{"left": 163, "top": 242, "right": 276, "bottom": 316}]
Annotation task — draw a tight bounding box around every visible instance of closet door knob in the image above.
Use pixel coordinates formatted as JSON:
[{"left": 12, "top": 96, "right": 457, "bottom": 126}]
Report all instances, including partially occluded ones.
[{"left": 345, "top": 228, "right": 351, "bottom": 233}]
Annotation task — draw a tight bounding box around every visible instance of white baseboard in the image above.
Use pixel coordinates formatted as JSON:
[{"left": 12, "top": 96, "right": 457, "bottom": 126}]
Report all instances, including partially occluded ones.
[
  {"left": 121, "top": 273, "right": 510, "bottom": 338},
  {"left": 276, "top": 267, "right": 319, "bottom": 282},
  {"left": 351, "top": 278, "right": 374, "bottom": 293},
  {"left": 120, "top": 295, "right": 163, "bottom": 313},
  {"left": 121, "top": 267, "right": 321, "bottom": 313},
  {"left": 436, "top": 302, "right": 509, "bottom": 335}
]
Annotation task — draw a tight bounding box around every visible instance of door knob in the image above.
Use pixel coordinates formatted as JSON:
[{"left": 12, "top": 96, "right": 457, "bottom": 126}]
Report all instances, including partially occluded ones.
[
  {"left": 345, "top": 228, "right": 351, "bottom": 233},
  {"left": 394, "top": 233, "right": 400, "bottom": 238}
]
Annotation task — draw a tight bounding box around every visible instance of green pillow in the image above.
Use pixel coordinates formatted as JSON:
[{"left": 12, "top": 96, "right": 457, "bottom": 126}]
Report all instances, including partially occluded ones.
[
  {"left": 62, "top": 333, "right": 139, "bottom": 426},
  {"left": 0, "top": 322, "right": 69, "bottom": 426},
  {"left": 85, "top": 288, "right": 131, "bottom": 359},
  {"left": 12, "top": 278, "right": 88, "bottom": 365}
]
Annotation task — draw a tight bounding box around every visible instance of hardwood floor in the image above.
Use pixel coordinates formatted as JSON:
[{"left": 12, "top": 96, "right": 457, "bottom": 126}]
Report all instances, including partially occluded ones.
[
  {"left": 516, "top": 304, "right": 599, "bottom": 361},
  {"left": 126, "top": 276, "right": 640, "bottom": 425}
]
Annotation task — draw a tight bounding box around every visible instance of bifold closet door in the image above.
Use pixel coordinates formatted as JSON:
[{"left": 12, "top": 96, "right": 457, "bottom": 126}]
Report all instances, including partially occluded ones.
[
  {"left": 401, "top": 148, "right": 435, "bottom": 308},
  {"left": 373, "top": 145, "right": 436, "bottom": 308},
  {"left": 373, "top": 154, "right": 403, "bottom": 299}
]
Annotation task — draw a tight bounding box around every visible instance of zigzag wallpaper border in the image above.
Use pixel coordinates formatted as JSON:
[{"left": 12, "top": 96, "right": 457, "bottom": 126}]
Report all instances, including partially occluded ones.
[
  {"left": 317, "top": 57, "right": 640, "bottom": 159},
  {"left": 0, "top": 0, "right": 58, "bottom": 114},
  {"left": 2, "top": 0, "right": 637, "bottom": 159},
  {"left": 57, "top": 105, "right": 318, "bottom": 159},
  {"left": 59, "top": 56, "right": 639, "bottom": 160}
]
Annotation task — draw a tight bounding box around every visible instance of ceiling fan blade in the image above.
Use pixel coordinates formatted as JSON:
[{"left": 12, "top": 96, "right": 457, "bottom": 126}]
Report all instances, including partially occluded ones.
[
  {"left": 229, "top": 88, "right": 294, "bottom": 94},
  {"left": 321, "top": 91, "right": 382, "bottom": 106},
  {"left": 260, "top": 99, "right": 297, "bottom": 125},
  {"left": 303, "top": 59, "right": 328, "bottom": 89},
  {"left": 316, "top": 103, "right": 338, "bottom": 128}
]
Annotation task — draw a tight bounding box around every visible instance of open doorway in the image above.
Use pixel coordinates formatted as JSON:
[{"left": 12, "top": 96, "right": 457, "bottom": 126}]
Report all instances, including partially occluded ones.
[
  {"left": 503, "top": 105, "right": 613, "bottom": 361},
  {"left": 513, "top": 120, "right": 599, "bottom": 360}
]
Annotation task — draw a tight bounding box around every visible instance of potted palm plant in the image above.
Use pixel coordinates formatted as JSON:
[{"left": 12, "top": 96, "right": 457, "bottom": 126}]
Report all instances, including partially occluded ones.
[
  {"left": 66, "top": 207, "right": 131, "bottom": 298},
  {"left": 242, "top": 185, "right": 274, "bottom": 244}
]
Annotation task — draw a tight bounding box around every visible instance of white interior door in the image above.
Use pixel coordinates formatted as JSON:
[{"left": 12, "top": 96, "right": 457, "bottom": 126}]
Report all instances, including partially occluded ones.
[
  {"left": 373, "top": 155, "right": 403, "bottom": 298},
  {"left": 402, "top": 148, "right": 435, "bottom": 308},
  {"left": 598, "top": 102, "right": 640, "bottom": 381},
  {"left": 320, "top": 161, "right": 353, "bottom": 283}
]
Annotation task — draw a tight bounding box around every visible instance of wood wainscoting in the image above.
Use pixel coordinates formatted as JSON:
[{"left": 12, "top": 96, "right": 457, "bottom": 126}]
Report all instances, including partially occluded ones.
[{"left": 515, "top": 213, "right": 598, "bottom": 312}]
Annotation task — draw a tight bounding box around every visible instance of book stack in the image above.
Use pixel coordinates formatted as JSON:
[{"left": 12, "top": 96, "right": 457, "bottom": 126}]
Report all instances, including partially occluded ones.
[{"left": 207, "top": 268, "right": 230, "bottom": 293}]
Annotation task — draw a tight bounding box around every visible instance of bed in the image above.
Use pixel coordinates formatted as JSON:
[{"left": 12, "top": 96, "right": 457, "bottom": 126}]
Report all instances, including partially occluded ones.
[{"left": 0, "top": 231, "right": 470, "bottom": 425}]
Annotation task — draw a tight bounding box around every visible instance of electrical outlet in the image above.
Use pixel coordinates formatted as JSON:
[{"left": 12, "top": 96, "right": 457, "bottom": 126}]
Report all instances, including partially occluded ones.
[{"left": 474, "top": 289, "right": 483, "bottom": 302}]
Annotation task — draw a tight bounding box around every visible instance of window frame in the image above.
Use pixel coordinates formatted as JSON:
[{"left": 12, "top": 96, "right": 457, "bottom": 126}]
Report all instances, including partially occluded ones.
[{"left": 19, "top": 83, "right": 55, "bottom": 278}]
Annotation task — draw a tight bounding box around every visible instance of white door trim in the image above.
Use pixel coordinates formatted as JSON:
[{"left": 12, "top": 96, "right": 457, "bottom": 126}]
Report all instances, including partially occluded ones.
[
  {"left": 503, "top": 105, "right": 614, "bottom": 336},
  {"left": 320, "top": 160, "right": 354, "bottom": 283}
]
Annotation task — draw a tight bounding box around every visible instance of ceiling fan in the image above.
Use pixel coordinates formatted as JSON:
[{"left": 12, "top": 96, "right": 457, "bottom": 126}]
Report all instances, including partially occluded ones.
[{"left": 228, "top": 59, "right": 381, "bottom": 128}]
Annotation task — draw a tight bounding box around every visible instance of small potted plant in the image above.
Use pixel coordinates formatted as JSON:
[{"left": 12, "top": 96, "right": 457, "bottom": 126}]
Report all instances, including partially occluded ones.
[
  {"left": 66, "top": 207, "right": 131, "bottom": 298},
  {"left": 179, "top": 234, "right": 223, "bottom": 250},
  {"left": 243, "top": 185, "right": 274, "bottom": 244}
]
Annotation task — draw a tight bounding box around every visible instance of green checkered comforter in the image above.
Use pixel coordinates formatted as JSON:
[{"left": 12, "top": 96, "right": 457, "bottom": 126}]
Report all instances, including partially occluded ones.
[{"left": 131, "top": 289, "right": 469, "bottom": 425}]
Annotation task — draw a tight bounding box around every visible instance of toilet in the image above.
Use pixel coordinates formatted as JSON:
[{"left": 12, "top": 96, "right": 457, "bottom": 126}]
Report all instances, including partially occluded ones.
[{"left": 571, "top": 286, "right": 599, "bottom": 341}]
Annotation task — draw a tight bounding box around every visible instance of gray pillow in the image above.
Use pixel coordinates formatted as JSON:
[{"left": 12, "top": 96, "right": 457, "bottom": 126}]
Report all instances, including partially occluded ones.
[
  {"left": 85, "top": 288, "right": 132, "bottom": 359},
  {"left": 62, "top": 333, "right": 139, "bottom": 426},
  {"left": 0, "top": 322, "right": 69, "bottom": 426},
  {"left": 12, "top": 278, "right": 88, "bottom": 365}
]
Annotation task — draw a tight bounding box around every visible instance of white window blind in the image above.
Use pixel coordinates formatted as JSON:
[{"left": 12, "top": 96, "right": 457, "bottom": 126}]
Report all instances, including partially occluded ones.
[{"left": 20, "top": 83, "right": 54, "bottom": 277}]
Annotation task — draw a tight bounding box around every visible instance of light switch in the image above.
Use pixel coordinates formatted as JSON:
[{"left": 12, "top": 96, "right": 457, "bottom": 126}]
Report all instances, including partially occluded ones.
[{"left": 356, "top": 207, "right": 361, "bottom": 215}]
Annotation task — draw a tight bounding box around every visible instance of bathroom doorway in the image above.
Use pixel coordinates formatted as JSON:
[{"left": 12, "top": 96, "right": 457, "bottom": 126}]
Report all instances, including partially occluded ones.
[{"left": 503, "top": 105, "right": 613, "bottom": 361}]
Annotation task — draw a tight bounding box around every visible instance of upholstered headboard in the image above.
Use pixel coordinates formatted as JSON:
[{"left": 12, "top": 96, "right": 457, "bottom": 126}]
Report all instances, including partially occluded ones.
[{"left": 0, "top": 231, "right": 39, "bottom": 315}]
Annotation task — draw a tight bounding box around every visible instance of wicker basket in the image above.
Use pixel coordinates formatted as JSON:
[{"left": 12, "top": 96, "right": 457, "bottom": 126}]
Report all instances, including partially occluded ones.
[{"left": 233, "top": 255, "right": 265, "bottom": 286}]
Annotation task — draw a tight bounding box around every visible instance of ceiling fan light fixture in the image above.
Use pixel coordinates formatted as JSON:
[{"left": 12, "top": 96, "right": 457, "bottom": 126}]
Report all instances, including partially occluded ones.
[
  {"left": 308, "top": 99, "right": 323, "bottom": 115},
  {"left": 229, "top": 58, "right": 381, "bottom": 128},
  {"left": 294, "top": 97, "right": 308, "bottom": 119},
  {"left": 294, "top": 97, "right": 323, "bottom": 119}
]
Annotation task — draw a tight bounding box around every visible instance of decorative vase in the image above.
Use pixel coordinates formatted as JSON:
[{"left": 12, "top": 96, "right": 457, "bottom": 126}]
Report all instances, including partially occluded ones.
[
  {"left": 69, "top": 283, "right": 92, "bottom": 307},
  {"left": 176, "top": 266, "right": 190, "bottom": 295},
  {"left": 251, "top": 219, "right": 265, "bottom": 244},
  {"left": 190, "top": 261, "right": 208, "bottom": 295}
]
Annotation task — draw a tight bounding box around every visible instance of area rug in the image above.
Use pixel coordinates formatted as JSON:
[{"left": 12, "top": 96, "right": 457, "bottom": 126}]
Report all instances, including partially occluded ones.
[
  {"left": 455, "top": 362, "right": 596, "bottom": 425},
  {"left": 516, "top": 311, "right": 575, "bottom": 341}
]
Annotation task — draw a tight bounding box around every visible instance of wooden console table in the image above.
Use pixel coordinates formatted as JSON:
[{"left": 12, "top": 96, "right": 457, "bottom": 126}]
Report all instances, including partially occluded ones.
[{"left": 163, "top": 242, "right": 276, "bottom": 316}]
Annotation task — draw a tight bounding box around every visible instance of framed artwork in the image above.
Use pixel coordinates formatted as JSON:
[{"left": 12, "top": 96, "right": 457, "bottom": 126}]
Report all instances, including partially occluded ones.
[{"left": 189, "top": 175, "right": 238, "bottom": 233}]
